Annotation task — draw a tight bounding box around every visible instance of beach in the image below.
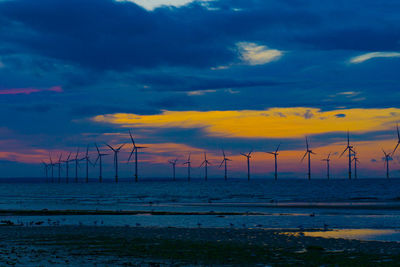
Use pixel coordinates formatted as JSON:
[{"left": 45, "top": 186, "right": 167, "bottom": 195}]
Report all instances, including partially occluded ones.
[{"left": 1, "top": 225, "right": 400, "bottom": 266}]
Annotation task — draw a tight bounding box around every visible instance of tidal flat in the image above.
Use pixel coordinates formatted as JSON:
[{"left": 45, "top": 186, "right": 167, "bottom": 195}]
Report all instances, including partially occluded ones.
[{"left": 0, "top": 226, "right": 399, "bottom": 266}]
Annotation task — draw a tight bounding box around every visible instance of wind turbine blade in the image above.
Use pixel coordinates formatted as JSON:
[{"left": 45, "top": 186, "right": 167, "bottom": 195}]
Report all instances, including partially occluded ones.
[
  {"left": 266, "top": 152, "right": 274, "bottom": 155},
  {"left": 129, "top": 130, "right": 135, "bottom": 144},
  {"left": 219, "top": 160, "right": 224, "bottom": 168},
  {"left": 86, "top": 145, "right": 89, "bottom": 156},
  {"left": 240, "top": 153, "right": 246, "bottom": 157},
  {"left": 95, "top": 143, "right": 100, "bottom": 154},
  {"left": 222, "top": 148, "right": 225, "bottom": 158},
  {"left": 199, "top": 161, "right": 205, "bottom": 168},
  {"left": 339, "top": 147, "right": 348, "bottom": 158},
  {"left": 106, "top": 144, "right": 115, "bottom": 151},
  {"left": 248, "top": 148, "right": 253, "bottom": 155},
  {"left": 327, "top": 152, "right": 331, "bottom": 159},
  {"left": 393, "top": 142, "right": 400, "bottom": 154},
  {"left": 188, "top": 152, "right": 191, "bottom": 162},
  {"left": 117, "top": 144, "right": 125, "bottom": 151},
  {"left": 301, "top": 152, "right": 307, "bottom": 162},
  {"left": 347, "top": 130, "right": 350, "bottom": 146},
  {"left": 127, "top": 149, "right": 134, "bottom": 163},
  {"left": 275, "top": 143, "right": 281, "bottom": 153},
  {"left": 305, "top": 137, "right": 309, "bottom": 150}
]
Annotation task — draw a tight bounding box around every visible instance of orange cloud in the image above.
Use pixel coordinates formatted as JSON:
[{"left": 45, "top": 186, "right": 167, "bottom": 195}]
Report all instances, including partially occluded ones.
[{"left": 92, "top": 107, "right": 400, "bottom": 139}]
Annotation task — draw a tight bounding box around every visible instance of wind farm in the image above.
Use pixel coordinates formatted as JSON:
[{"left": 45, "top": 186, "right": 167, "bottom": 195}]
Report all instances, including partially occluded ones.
[
  {"left": 2, "top": 1, "right": 400, "bottom": 264},
  {"left": 38, "top": 125, "right": 400, "bottom": 182}
]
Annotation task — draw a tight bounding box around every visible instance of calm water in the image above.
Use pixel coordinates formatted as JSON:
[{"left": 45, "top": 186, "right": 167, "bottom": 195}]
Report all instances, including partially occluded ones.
[{"left": 1, "top": 179, "right": 400, "bottom": 238}]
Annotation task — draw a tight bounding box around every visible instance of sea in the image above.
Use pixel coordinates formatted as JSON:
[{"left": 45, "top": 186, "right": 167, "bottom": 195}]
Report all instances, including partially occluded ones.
[{"left": 1, "top": 178, "right": 400, "bottom": 241}]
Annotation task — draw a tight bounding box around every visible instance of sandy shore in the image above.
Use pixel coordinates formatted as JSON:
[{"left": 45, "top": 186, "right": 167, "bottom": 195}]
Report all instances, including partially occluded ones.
[{"left": 0, "top": 226, "right": 399, "bottom": 266}]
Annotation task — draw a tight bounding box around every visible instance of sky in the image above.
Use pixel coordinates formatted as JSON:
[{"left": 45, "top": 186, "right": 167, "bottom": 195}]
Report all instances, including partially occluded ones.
[{"left": 0, "top": 0, "right": 400, "bottom": 179}]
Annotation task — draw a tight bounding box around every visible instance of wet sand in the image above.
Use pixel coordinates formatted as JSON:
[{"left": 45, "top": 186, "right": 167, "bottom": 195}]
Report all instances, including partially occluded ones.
[{"left": 0, "top": 226, "right": 399, "bottom": 266}]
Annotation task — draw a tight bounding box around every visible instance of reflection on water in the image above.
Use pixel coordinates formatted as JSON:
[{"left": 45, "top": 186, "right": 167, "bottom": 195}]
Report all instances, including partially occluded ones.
[{"left": 283, "top": 229, "right": 400, "bottom": 242}]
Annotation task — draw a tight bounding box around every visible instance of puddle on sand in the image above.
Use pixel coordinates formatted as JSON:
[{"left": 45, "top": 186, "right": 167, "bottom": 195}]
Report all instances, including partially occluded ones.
[{"left": 282, "top": 229, "right": 400, "bottom": 242}]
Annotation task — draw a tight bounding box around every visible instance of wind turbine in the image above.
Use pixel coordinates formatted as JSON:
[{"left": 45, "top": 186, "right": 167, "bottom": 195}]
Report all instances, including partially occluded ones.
[
  {"left": 199, "top": 152, "right": 211, "bottom": 181},
  {"left": 219, "top": 149, "right": 231, "bottom": 181},
  {"left": 322, "top": 153, "right": 331, "bottom": 180},
  {"left": 340, "top": 131, "right": 354, "bottom": 180},
  {"left": 393, "top": 123, "right": 400, "bottom": 156},
  {"left": 266, "top": 144, "right": 280, "bottom": 180},
  {"left": 383, "top": 149, "right": 392, "bottom": 179},
  {"left": 352, "top": 150, "right": 359, "bottom": 179},
  {"left": 73, "top": 148, "right": 86, "bottom": 183},
  {"left": 301, "top": 137, "right": 315, "bottom": 180},
  {"left": 240, "top": 149, "right": 252, "bottom": 181},
  {"left": 106, "top": 143, "right": 125, "bottom": 183},
  {"left": 82, "top": 145, "right": 92, "bottom": 183},
  {"left": 183, "top": 153, "right": 191, "bottom": 181},
  {"left": 63, "top": 152, "right": 72, "bottom": 183},
  {"left": 127, "top": 130, "right": 147, "bottom": 182},
  {"left": 57, "top": 154, "right": 63, "bottom": 183},
  {"left": 168, "top": 158, "right": 178, "bottom": 181},
  {"left": 94, "top": 143, "right": 109, "bottom": 183},
  {"left": 48, "top": 154, "right": 54, "bottom": 183},
  {"left": 41, "top": 160, "right": 49, "bottom": 182}
]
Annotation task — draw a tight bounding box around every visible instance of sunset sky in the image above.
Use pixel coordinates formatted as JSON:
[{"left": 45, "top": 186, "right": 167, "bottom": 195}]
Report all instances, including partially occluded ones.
[{"left": 0, "top": 0, "right": 400, "bottom": 178}]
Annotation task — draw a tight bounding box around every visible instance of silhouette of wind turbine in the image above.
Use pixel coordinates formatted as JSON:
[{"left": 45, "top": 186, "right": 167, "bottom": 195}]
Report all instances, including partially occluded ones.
[
  {"left": 322, "top": 153, "right": 331, "bottom": 180},
  {"left": 383, "top": 149, "right": 392, "bottom": 179},
  {"left": 168, "top": 158, "right": 178, "bottom": 181},
  {"left": 219, "top": 149, "right": 231, "bottom": 181},
  {"left": 393, "top": 124, "right": 400, "bottom": 156},
  {"left": 301, "top": 137, "right": 315, "bottom": 180},
  {"left": 41, "top": 160, "right": 49, "bottom": 181},
  {"left": 127, "top": 130, "right": 147, "bottom": 182},
  {"left": 82, "top": 145, "right": 92, "bottom": 183},
  {"left": 199, "top": 152, "right": 211, "bottom": 181},
  {"left": 183, "top": 153, "right": 191, "bottom": 181},
  {"left": 240, "top": 149, "right": 252, "bottom": 181},
  {"left": 352, "top": 150, "right": 359, "bottom": 179},
  {"left": 340, "top": 131, "right": 354, "bottom": 180},
  {"left": 48, "top": 154, "right": 54, "bottom": 183},
  {"left": 106, "top": 143, "right": 125, "bottom": 183},
  {"left": 266, "top": 144, "right": 280, "bottom": 180},
  {"left": 62, "top": 152, "right": 72, "bottom": 183},
  {"left": 57, "top": 153, "right": 63, "bottom": 183},
  {"left": 73, "top": 148, "right": 84, "bottom": 183},
  {"left": 94, "top": 143, "right": 109, "bottom": 183}
]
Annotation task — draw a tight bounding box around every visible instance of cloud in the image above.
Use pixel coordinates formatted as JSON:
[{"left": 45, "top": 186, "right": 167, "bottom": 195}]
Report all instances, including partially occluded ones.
[
  {"left": 92, "top": 107, "right": 400, "bottom": 139},
  {"left": 0, "top": 86, "right": 62, "bottom": 95},
  {"left": 237, "top": 42, "right": 283, "bottom": 65},
  {"left": 116, "top": 0, "right": 198, "bottom": 11},
  {"left": 187, "top": 89, "right": 216, "bottom": 96},
  {"left": 350, "top": 52, "right": 400, "bottom": 63}
]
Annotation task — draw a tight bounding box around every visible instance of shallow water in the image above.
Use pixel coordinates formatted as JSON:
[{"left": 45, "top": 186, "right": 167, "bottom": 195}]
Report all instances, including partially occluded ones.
[{"left": 1, "top": 178, "right": 400, "bottom": 240}]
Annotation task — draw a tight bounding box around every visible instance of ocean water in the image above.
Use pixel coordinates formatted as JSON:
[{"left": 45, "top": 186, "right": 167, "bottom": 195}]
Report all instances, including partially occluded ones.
[{"left": 1, "top": 178, "right": 400, "bottom": 239}]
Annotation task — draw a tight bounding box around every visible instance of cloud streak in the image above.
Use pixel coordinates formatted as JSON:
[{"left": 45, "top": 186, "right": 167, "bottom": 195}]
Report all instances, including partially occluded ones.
[
  {"left": 0, "top": 86, "right": 62, "bottom": 95},
  {"left": 350, "top": 52, "right": 400, "bottom": 63}
]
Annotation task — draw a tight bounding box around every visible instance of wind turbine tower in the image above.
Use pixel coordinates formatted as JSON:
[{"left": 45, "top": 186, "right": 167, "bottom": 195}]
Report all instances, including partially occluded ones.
[
  {"left": 106, "top": 143, "right": 125, "bottom": 183},
  {"left": 168, "top": 158, "right": 178, "bottom": 181},
  {"left": 240, "top": 149, "right": 253, "bottom": 181},
  {"left": 301, "top": 137, "right": 315, "bottom": 180},
  {"left": 63, "top": 152, "right": 72, "bottom": 183},
  {"left": 128, "top": 130, "right": 147, "bottom": 182},
  {"left": 94, "top": 143, "right": 109, "bottom": 183},
  {"left": 219, "top": 149, "right": 231, "bottom": 181},
  {"left": 183, "top": 153, "right": 191, "bottom": 181},
  {"left": 340, "top": 131, "right": 354, "bottom": 180},
  {"left": 321, "top": 153, "right": 331, "bottom": 179},
  {"left": 200, "top": 152, "right": 211, "bottom": 181},
  {"left": 266, "top": 144, "right": 280, "bottom": 180},
  {"left": 383, "top": 149, "right": 392, "bottom": 179}
]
